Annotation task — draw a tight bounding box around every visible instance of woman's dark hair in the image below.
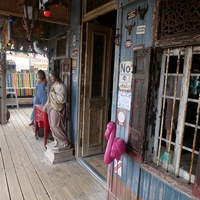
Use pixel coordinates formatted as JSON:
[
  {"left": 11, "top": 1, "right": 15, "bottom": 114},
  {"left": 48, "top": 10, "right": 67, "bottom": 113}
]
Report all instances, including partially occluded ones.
[
  {"left": 50, "top": 70, "right": 62, "bottom": 83},
  {"left": 38, "top": 70, "right": 46, "bottom": 80}
]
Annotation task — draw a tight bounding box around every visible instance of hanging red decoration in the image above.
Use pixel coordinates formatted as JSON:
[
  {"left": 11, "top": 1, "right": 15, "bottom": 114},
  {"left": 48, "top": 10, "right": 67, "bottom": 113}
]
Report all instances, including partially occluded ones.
[
  {"left": 44, "top": 10, "right": 51, "bottom": 17},
  {"left": 41, "top": 0, "right": 68, "bottom": 17}
]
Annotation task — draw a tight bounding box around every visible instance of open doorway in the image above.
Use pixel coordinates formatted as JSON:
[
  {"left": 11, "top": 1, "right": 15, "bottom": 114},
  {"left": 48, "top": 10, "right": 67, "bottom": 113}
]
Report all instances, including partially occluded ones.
[{"left": 78, "top": 11, "right": 116, "bottom": 182}]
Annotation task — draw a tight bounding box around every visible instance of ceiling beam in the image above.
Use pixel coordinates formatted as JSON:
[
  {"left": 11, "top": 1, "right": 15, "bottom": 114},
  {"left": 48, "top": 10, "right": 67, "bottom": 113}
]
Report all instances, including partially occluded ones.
[{"left": 0, "top": 10, "right": 68, "bottom": 25}]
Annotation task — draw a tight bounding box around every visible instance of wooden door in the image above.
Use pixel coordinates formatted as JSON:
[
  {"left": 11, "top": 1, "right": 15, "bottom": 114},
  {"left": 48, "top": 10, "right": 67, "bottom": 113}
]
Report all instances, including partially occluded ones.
[{"left": 82, "top": 23, "right": 112, "bottom": 157}]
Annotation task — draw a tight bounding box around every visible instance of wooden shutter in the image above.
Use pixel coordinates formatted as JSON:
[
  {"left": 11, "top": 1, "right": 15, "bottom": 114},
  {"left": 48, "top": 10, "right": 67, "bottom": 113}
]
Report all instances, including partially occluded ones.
[
  {"left": 60, "top": 58, "right": 72, "bottom": 119},
  {"left": 127, "top": 47, "right": 152, "bottom": 162}
]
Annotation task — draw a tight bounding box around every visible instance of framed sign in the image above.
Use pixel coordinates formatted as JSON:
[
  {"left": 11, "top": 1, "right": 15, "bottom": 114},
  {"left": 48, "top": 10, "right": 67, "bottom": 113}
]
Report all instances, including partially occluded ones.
[
  {"left": 124, "top": 39, "right": 132, "bottom": 48},
  {"left": 127, "top": 9, "right": 137, "bottom": 20},
  {"left": 119, "top": 61, "right": 133, "bottom": 90},
  {"left": 114, "top": 160, "right": 122, "bottom": 176},
  {"left": 116, "top": 109, "right": 126, "bottom": 127},
  {"left": 72, "top": 48, "right": 78, "bottom": 58},
  {"left": 136, "top": 25, "right": 146, "bottom": 34},
  {"left": 117, "top": 90, "right": 132, "bottom": 111}
]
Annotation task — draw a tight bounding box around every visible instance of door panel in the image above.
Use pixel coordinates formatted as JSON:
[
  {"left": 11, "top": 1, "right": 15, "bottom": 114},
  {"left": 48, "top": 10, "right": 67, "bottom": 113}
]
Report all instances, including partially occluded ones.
[
  {"left": 127, "top": 48, "right": 152, "bottom": 162},
  {"left": 83, "top": 23, "right": 112, "bottom": 157}
]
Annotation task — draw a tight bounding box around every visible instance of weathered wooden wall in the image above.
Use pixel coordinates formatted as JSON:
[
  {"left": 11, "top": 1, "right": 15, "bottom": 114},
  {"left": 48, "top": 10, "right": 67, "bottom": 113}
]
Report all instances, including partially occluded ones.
[
  {"left": 110, "top": 0, "right": 154, "bottom": 199},
  {"left": 45, "top": 0, "right": 197, "bottom": 199},
  {"left": 138, "top": 169, "right": 190, "bottom": 200},
  {"left": 110, "top": 0, "right": 195, "bottom": 199}
]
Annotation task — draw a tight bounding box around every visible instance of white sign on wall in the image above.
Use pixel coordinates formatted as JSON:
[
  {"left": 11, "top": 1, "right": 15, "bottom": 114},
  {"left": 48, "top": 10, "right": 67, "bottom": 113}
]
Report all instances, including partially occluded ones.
[
  {"left": 119, "top": 61, "right": 133, "bottom": 90},
  {"left": 117, "top": 90, "right": 132, "bottom": 111},
  {"left": 136, "top": 25, "right": 146, "bottom": 34},
  {"left": 114, "top": 159, "right": 122, "bottom": 176}
]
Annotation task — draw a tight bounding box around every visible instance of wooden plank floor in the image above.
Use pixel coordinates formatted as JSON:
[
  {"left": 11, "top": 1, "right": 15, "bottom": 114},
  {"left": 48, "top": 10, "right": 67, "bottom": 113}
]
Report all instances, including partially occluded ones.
[
  {"left": 84, "top": 155, "right": 107, "bottom": 179},
  {"left": 0, "top": 107, "right": 114, "bottom": 200}
]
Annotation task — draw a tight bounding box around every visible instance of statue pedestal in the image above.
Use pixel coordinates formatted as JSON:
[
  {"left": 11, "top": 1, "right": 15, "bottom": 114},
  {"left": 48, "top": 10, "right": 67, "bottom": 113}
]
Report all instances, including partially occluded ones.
[{"left": 45, "top": 141, "right": 74, "bottom": 164}]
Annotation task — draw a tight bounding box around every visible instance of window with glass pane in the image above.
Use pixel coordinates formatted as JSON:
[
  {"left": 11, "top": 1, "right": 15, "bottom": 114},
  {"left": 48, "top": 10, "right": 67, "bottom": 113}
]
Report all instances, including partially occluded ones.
[
  {"left": 154, "top": 47, "right": 200, "bottom": 183},
  {"left": 91, "top": 34, "right": 104, "bottom": 97}
]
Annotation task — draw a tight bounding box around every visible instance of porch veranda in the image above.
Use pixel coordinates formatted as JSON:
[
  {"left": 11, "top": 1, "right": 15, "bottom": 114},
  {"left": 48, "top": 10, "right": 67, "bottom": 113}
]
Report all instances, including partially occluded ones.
[{"left": 0, "top": 106, "right": 113, "bottom": 200}]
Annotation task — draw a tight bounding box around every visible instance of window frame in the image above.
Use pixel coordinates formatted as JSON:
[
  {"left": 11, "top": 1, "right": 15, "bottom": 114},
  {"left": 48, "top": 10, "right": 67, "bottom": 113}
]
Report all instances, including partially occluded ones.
[{"left": 153, "top": 46, "right": 200, "bottom": 183}]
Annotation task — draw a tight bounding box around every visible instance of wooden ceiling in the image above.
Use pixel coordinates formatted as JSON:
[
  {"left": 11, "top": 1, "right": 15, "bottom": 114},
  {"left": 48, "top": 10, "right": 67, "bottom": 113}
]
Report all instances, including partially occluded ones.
[
  {"left": 0, "top": 0, "right": 70, "bottom": 25},
  {"left": 0, "top": 0, "right": 70, "bottom": 52}
]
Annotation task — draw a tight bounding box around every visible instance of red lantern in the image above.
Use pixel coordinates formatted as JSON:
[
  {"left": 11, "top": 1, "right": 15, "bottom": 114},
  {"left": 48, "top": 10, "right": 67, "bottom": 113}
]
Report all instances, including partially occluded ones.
[
  {"left": 55, "top": 4, "right": 59, "bottom": 8},
  {"left": 44, "top": 10, "right": 51, "bottom": 17}
]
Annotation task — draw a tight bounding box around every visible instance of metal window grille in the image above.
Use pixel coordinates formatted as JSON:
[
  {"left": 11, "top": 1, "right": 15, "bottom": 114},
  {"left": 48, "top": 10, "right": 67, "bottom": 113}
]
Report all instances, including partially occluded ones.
[
  {"left": 56, "top": 35, "right": 67, "bottom": 57},
  {"left": 154, "top": 47, "right": 200, "bottom": 183},
  {"left": 161, "top": 0, "right": 200, "bottom": 38}
]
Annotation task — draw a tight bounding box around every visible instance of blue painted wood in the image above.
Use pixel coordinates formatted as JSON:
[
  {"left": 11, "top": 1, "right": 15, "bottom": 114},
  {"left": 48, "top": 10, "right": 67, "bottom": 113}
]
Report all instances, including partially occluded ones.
[
  {"left": 131, "top": 159, "right": 140, "bottom": 195},
  {"left": 143, "top": 171, "right": 151, "bottom": 200},
  {"left": 148, "top": 175, "right": 157, "bottom": 200},
  {"left": 179, "top": 194, "right": 191, "bottom": 200},
  {"left": 136, "top": 168, "right": 193, "bottom": 200},
  {"left": 125, "top": 155, "right": 134, "bottom": 189},
  {"left": 67, "top": 0, "right": 81, "bottom": 145},
  {"left": 121, "top": 154, "right": 128, "bottom": 186},
  {"left": 163, "top": 185, "right": 172, "bottom": 200},
  {"left": 68, "top": 26, "right": 81, "bottom": 144},
  {"left": 156, "top": 180, "right": 164, "bottom": 200},
  {"left": 171, "top": 189, "right": 180, "bottom": 200},
  {"left": 70, "top": 0, "right": 81, "bottom": 27},
  {"left": 121, "top": 155, "right": 140, "bottom": 196},
  {"left": 145, "top": 0, "right": 154, "bottom": 47},
  {"left": 139, "top": 167, "right": 144, "bottom": 198},
  {"left": 111, "top": 8, "right": 121, "bottom": 121}
]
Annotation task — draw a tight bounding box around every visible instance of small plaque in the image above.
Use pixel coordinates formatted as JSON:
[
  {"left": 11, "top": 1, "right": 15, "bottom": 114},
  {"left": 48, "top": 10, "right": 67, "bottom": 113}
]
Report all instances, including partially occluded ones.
[
  {"left": 127, "top": 9, "right": 137, "bottom": 20},
  {"left": 136, "top": 25, "right": 146, "bottom": 34},
  {"left": 72, "top": 48, "right": 78, "bottom": 58},
  {"left": 73, "top": 74, "right": 77, "bottom": 85},
  {"left": 133, "top": 44, "right": 145, "bottom": 51},
  {"left": 72, "top": 59, "right": 76, "bottom": 68},
  {"left": 124, "top": 39, "right": 132, "bottom": 48},
  {"left": 116, "top": 109, "right": 126, "bottom": 127}
]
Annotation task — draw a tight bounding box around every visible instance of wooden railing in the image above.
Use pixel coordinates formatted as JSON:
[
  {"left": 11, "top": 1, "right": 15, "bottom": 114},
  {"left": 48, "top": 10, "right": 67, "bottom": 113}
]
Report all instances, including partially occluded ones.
[{"left": 6, "top": 73, "right": 38, "bottom": 97}]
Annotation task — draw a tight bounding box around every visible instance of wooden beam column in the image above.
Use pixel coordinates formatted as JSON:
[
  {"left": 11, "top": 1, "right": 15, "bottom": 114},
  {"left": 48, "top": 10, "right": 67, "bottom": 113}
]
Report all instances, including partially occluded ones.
[{"left": 0, "top": 51, "right": 7, "bottom": 124}]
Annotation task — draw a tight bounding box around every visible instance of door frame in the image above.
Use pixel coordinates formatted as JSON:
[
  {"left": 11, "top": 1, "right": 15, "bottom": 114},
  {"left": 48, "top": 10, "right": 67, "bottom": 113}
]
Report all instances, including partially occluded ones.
[{"left": 77, "top": 4, "right": 116, "bottom": 157}]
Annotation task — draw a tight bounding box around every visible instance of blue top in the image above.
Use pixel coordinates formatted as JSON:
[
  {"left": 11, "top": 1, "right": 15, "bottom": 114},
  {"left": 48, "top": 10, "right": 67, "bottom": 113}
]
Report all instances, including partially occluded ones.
[
  {"left": 30, "top": 80, "right": 48, "bottom": 121},
  {"left": 34, "top": 80, "right": 48, "bottom": 104}
]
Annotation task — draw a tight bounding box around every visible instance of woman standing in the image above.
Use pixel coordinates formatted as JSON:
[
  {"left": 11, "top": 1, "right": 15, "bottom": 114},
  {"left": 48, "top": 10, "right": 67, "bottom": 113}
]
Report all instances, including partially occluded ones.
[
  {"left": 44, "top": 70, "right": 70, "bottom": 150},
  {"left": 29, "top": 70, "right": 48, "bottom": 125}
]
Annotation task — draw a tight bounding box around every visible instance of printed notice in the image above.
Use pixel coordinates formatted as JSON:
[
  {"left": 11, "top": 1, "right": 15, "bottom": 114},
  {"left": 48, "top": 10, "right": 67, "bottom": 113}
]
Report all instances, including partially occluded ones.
[
  {"left": 119, "top": 61, "right": 133, "bottom": 90},
  {"left": 117, "top": 90, "right": 131, "bottom": 111},
  {"left": 114, "top": 159, "right": 122, "bottom": 176}
]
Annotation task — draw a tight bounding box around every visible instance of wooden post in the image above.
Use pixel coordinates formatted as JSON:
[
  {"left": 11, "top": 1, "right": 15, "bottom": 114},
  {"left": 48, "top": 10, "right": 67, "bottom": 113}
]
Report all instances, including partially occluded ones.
[
  {"left": 193, "top": 149, "right": 200, "bottom": 198},
  {"left": 0, "top": 51, "right": 7, "bottom": 124}
]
